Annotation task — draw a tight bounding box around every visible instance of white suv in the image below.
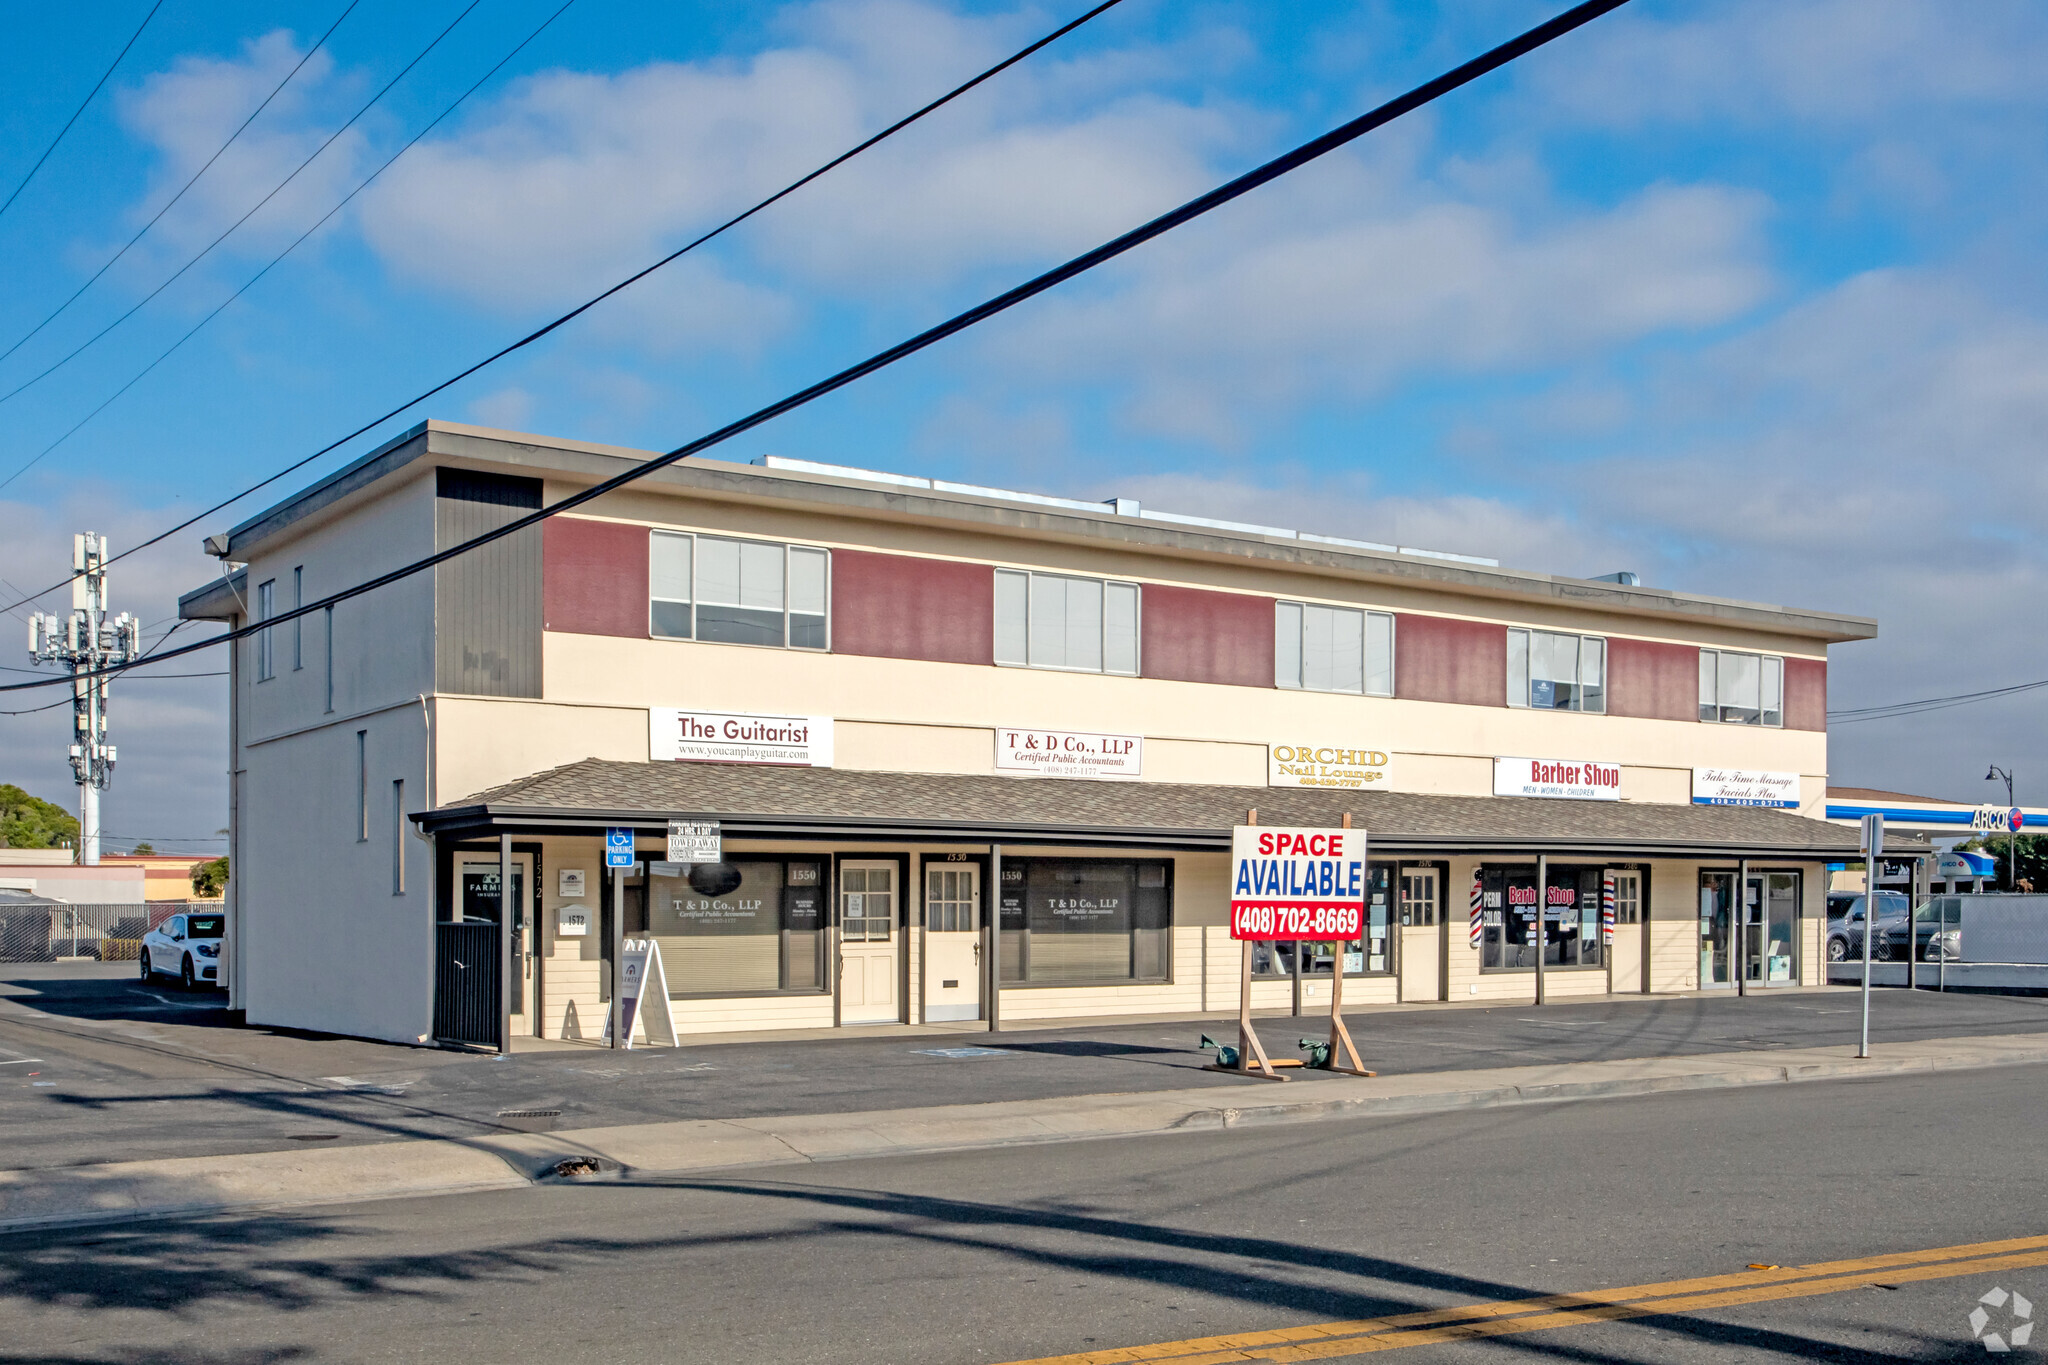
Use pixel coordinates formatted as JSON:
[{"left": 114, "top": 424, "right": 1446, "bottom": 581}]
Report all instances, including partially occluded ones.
[{"left": 141, "top": 912, "right": 225, "bottom": 989}]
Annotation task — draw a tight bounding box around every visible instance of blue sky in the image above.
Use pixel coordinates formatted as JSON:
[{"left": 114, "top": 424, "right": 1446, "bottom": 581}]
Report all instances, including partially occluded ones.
[{"left": 2, "top": 0, "right": 2045, "bottom": 850}]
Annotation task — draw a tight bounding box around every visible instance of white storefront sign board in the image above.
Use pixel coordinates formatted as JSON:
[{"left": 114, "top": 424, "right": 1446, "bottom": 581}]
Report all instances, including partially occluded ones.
[
  {"left": 605, "top": 938, "right": 678, "bottom": 1049},
  {"left": 650, "top": 709, "right": 833, "bottom": 767},
  {"left": 995, "top": 727, "right": 1141, "bottom": 779},
  {"left": 1494, "top": 757, "right": 1621, "bottom": 801},
  {"left": 1268, "top": 745, "right": 1392, "bottom": 789},
  {"left": 667, "top": 820, "right": 721, "bottom": 863},
  {"left": 1690, "top": 768, "right": 1799, "bottom": 809},
  {"left": 556, "top": 904, "right": 591, "bottom": 937}
]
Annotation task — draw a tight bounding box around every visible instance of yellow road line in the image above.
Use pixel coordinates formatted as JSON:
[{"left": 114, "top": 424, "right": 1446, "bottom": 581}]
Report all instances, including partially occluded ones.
[{"left": 995, "top": 1233, "right": 2048, "bottom": 1365}]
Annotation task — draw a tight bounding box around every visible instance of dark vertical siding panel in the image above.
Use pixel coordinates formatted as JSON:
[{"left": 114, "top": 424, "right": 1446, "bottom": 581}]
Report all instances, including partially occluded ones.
[
  {"left": 1606, "top": 638, "right": 1700, "bottom": 721},
  {"left": 1140, "top": 584, "right": 1274, "bottom": 687},
  {"left": 435, "top": 469, "right": 542, "bottom": 697},
  {"left": 831, "top": 549, "right": 993, "bottom": 664},
  {"left": 543, "top": 517, "right": 649, "bottom": 638},
  {"left": 1784, "top": 656, "right": 1826, "bottom": 731},
  {"left": 1393, "top": 614, "right": 1506, "bottom": 707}
]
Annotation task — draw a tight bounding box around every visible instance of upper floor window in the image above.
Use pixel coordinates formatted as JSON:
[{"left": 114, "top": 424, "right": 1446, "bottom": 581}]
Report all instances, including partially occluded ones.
[
  {"left": 994, "top": 570, "right": 1139, "bottom": 675},
  {"left": 1507, "top": 628, "right": 1604, "bottom": 712},
  {"left": 1699, "top": 649, "right": 1782, "bottom": 726},
  {"left": 649, "top": 531, "right": 829, "bottom": 650},
  {"left": 255, "top": 579, "right": 276, "bottom": 681},
  {"left": 1275, "top": 602, "right": 1393, "bottom": 696}
]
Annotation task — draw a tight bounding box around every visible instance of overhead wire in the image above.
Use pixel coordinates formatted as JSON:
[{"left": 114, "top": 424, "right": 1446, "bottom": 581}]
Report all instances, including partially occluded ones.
[
  {"left": 0, "top": 0, "right": 366, "bottom": 368},
  {"left": 0, "top": 0, "right": 488, "bottom": 415},
  {"left": 1827, "top": 676, "right": 2048, "bottom": 725},
  {"left": 0, "top": 0, "right": 1130, "bottom": 612},
  {"left": 0, "top": 0, "right": 167, "bottom": 221},
  {"left": 0, "top": 0, "right": 577, "bottom": 501},
  {"left": 0, "top": 0, "right": 1636, "bottom": 695}
]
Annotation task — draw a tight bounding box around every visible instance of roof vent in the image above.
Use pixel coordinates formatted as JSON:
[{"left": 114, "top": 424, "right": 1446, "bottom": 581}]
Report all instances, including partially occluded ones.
[{"left": 1590, "top": 571, "right": 1640, "bottom": 586}]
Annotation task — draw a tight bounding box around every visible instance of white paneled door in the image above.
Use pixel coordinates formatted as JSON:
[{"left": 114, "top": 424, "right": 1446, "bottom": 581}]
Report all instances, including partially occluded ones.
[
  {"left": 923, "top": 863, "right": 982, "bottom": 1022},
  {"left": 839, "top": 861, "right": 900, "bottom": 1024}
]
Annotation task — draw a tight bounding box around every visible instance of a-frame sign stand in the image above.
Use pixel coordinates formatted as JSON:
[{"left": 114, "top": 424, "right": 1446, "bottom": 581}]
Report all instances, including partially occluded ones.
[{"left": 1211, "top": 809, "right": 1376, "bottom": 1081}]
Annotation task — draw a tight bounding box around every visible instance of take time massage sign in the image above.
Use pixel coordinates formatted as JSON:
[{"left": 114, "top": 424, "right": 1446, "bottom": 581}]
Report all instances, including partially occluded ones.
[{"left": 1229, "top": 826, "right": 1368, "bottom": 941}]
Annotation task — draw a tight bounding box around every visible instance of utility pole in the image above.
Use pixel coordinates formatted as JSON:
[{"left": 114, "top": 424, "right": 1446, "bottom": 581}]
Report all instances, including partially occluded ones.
[{"left": 28, "top": 534, "right": 139, "bottom": 866}]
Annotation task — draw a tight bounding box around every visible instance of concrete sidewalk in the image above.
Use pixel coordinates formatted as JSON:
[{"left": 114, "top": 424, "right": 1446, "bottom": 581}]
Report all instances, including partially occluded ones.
[{"left": 6, "top": 1029, "right": 2046, "bottom": 1235}]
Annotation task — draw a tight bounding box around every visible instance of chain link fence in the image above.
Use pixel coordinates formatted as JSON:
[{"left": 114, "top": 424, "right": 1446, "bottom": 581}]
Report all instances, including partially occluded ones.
[{"left": 0, "top": 901, "right": 224, "bottom": 962}]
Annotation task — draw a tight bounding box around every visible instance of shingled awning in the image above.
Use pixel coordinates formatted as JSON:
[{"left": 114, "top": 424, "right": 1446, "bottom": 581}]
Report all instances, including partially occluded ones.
[{"left": 416, "top": 758, "right": 1908, "bottom": 860}]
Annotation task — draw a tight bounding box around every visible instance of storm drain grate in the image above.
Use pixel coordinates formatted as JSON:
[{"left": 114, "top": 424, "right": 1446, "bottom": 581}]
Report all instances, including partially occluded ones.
[{"left": 496, "top": 1108, "right": 562, "bottom": 1132}]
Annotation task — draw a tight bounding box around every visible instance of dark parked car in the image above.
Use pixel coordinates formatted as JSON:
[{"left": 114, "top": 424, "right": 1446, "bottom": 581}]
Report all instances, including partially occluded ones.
[
  {"left": 1826, "top": 893, "right": 1911, "bottom": 962},
  {"left": 1881, "top": 900, "right": 1963, "bottom": 963}
]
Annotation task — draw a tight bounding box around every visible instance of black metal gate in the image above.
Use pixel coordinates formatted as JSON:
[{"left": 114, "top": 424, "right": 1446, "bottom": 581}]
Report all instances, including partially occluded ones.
[{"left": 433, "top": 921, "right": 500, "bottom": 1048}]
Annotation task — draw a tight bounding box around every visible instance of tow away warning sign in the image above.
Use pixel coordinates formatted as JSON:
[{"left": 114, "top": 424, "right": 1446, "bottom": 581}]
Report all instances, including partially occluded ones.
[{"left": 1229, "top": 826, "right": 1367, "bottom": 940}]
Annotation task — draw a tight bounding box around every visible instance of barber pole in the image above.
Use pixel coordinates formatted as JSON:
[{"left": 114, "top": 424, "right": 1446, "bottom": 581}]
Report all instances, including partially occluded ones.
[
  {"left": 1601, "top": 873, "right": 1616, "bottom": 945},
  {"left": 1469, "top": 875, "right": 1484, "bottom": 948}
]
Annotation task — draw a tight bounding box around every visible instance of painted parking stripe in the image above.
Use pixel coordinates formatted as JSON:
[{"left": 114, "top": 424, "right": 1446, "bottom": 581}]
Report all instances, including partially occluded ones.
[{"left": 994, "top": 1232, "right": 2048, "bottom": 1364}]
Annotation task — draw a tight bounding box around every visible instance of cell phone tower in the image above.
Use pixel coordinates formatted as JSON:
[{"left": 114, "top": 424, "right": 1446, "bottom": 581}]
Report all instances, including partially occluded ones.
[{"left": 27, "top": 534, "right": 139, "bottom": 866}]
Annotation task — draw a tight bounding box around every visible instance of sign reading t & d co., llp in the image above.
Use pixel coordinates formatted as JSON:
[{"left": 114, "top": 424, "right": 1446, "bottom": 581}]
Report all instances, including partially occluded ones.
[
  {"left": 1229, "top": 826, "right": 1367, "bottom": 941},
  {"left": 995, "top": 727, "right": 1141, "bottom": 780}
]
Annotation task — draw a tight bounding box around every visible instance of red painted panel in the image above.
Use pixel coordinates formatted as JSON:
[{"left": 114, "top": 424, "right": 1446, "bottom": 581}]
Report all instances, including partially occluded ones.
[
  {"left": 1394, "top": 614, "right": 1506, "bottom": 707},
  {"left": 831, "top": 549, "right": 992, "bottom": 665},
  {"left": 1606, "top": 638, "right": 1699, "bottom": 722},
  {"left": 543, "top": 517, "right": 648, "bottom": 638},
  {"left": 1141, "top": 584, "right": 1274, "bottom": 687},
  {"left": 1784, "top": 656, "right": 1826, "bottom": 731}
]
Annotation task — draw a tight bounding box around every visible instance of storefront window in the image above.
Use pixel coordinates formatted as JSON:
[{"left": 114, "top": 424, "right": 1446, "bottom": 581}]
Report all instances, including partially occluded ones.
[
  {"left": 1479, "top": 865, "right": 1604, "bottom": 970},
  {"left": 628, "top": 858, "right": 827, "bottom": 996},
  {"left": 1258, "top": 864, "right": 1392, "bottom": 978},
  {"left": 996, "top": 857, "right": 1170, "bottom": 984}
]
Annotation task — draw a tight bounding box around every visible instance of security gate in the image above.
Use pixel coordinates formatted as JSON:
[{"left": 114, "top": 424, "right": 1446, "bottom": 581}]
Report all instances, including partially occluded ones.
[{"left": 433, "top": 920, "right": 500, "bottom": 1048}]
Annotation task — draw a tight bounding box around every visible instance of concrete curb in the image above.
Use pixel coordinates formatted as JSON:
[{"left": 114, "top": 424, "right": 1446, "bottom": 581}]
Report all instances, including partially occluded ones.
[{"left": 7, "top": 1032, "right": 2047, "bottom": 1234}]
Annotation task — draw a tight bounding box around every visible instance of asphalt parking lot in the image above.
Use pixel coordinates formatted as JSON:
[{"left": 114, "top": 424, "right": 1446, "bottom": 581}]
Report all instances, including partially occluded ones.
[{"left": 8, "top": 960, "right": 2048, "bottom": 1171}]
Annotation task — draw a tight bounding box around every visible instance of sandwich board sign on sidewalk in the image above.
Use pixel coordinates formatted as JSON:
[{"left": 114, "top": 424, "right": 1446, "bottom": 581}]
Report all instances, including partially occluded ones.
[
  {"left": 603, "top": 938, "right": 678, "bottom": 1049},
  {"left": 1222, "top": 814, "right": 1375, "bottom": 1080}
]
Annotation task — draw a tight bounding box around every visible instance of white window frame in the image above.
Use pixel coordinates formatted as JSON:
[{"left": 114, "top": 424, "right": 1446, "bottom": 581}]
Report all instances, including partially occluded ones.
[
  {"left": 992, "top": 569, "right": 1141, "bottom": 676},
  {"left": 1506, "top": 628, "right": 1606, "bottom": 713},
  {"left": 1275, "top": 601, "right": 1393, "bottom": 696},
  {"left": 647, "top": 530, "right": 831, "bottom": 652},
  {"left": 255, "top": 579, "right": 275, "bottom": 681},
  {"left": 1698, "top": 649, "right": 1783, "bottom": 727}
]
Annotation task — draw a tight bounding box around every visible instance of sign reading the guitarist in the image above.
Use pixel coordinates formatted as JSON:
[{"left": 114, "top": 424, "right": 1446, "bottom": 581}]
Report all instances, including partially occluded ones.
[{"left": 1228, "top": 826, "right": 1367, "bottom": 941}]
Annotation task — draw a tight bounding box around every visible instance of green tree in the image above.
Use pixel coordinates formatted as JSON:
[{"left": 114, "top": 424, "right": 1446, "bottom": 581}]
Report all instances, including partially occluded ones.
[
  {"left": 130, "top": 841, "right": 155, "bottom": 856},
  {"left": 189, "top": 856, "right": 229, "bottom": 898},
  {"left": 0, "top": 784, "right": 78, "bottom": 850}
]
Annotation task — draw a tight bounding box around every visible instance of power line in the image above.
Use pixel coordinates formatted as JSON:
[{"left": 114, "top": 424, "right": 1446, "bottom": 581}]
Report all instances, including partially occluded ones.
[
  {"left": 0, "top": 0, "right": 167, "bottom": 222},
  {"left": 1828, "top": 676, "right": 2048, "bottom": 725},
  {"left": 0, "top": 0, "right": 487, "bottom": 417},
  {"left": 0, "top": 0, "right": 1636, "bottom": 695},
  {"left": 0, "top": 0, "right": 365, "bottom": 369},
  {"left": 0, "top": 0, "right": 578, "bottom": 501},
  {"left": 0, "top": 0, "right": 1132, "bottom": 612}
]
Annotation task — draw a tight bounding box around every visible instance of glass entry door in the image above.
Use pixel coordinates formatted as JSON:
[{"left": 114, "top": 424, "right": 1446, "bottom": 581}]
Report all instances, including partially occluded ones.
[
  {"left": 1757, "top": 872, "right": 1799, "bottom": 984},
  {"left": 923, "top": 863, "right": 982, "bottom": 1022},
  {"left": 839, "top": 861, "right": 899, "bottom": 1024},
  {"left": 1699, "top": 872, "right": 1734, "bottom": 987},
  {"left": 456, "top": 853, "right": 531, "bottom": 1016}
]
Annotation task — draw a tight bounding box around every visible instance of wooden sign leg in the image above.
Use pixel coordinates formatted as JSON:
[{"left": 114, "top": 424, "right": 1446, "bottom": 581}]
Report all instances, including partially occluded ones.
[
  {"left": 1229, "top": 937, "right": 1285, "bottom": 1080},
  {"left": 1325, "top": 949, "right": 1375, "bottom": 1077}
]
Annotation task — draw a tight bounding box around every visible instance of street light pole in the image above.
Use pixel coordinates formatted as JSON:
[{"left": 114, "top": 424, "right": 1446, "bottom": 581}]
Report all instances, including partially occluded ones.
[{"left": 1986, "top": 765, "right": 2017, "bottom": 891}]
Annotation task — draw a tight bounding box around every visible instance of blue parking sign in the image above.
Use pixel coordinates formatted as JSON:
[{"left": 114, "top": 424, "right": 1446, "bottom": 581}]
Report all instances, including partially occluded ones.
[{"left": 605, "top": 827, "right": 636, "bottom": 868}]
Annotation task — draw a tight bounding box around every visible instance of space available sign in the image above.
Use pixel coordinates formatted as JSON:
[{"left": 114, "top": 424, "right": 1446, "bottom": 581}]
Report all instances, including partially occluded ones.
[
  {"left": 1228, "top": 826, "right": 1368, "bottom": 941},
  {"left": 1494, "top": 757, "right": 1621, "bottom": 801},
  {"left": 650, "top": 709, "right": 833, "bottom": 767},
  {"left": 996, "top": 727, "right": 1141, "bottom": 780},
  {"left": 1268, "top": 744, "right": 1392, "bottom": 789},
  {"left": 1690, "top": 768, "right": 1799, "bottom": 808}
]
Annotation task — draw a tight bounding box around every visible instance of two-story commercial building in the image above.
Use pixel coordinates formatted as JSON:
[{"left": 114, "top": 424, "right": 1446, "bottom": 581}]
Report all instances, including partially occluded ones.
[{"left": 181, "top": 420, "right": 1884, "bottom": 1050}]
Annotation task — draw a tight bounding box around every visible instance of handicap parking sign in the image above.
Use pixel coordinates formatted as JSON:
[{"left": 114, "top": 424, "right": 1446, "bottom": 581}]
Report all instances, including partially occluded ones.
[{"left": 605, "top": 827, "right": 636, "bottom": 868}]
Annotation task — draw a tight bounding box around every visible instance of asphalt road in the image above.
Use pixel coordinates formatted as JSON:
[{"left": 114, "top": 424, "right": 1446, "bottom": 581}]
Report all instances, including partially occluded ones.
[
  {"left": 4, "top": 1062, "right": 2044, "bottom": 1363},
  {"left": 9, "top": 961, "right": 2048, "bottom": 1170}
]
